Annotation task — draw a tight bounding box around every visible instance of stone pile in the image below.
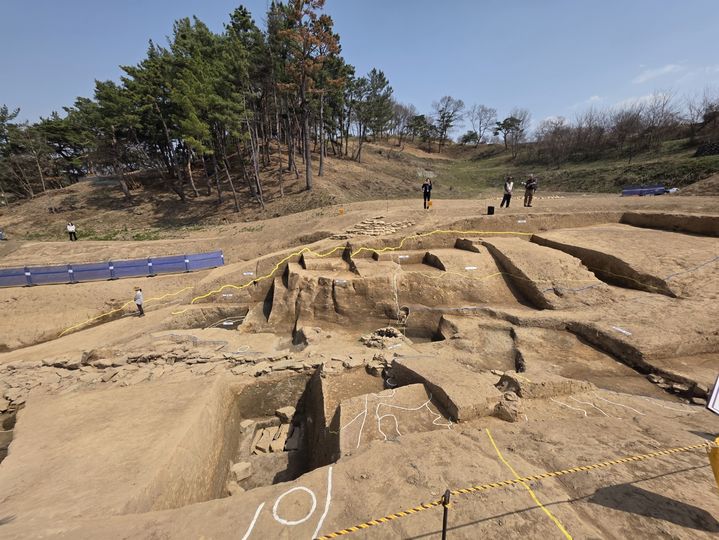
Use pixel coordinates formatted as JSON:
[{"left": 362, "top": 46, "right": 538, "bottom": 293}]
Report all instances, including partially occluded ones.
[
  {"left": 331, "top": 217, "right": 414, "bottom": 240},
  {"left": 360, "top": 327, "right": 411, "bottom": 349}
]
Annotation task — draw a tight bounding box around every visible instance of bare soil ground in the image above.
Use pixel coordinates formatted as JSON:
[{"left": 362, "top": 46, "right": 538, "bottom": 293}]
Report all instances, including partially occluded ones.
[{"left": 0, "top": 194, "right": 718, "bottom": 539}]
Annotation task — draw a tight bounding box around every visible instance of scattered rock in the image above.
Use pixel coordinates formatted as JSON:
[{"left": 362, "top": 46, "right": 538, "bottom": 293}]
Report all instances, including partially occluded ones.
[
  {"left": 503, "top": 391, "right": 519, "bottom": 402},
  {"left": 647, "top": 374, "right": 664, "bottom": 384},
  {"left": 690, "top": 397, "right": 707, "bottom": 406},
  {"left": 494, "top": 399, "right": 521, "bottom": 422},
  {"left": 101, "top": 370, "right": 118, "bottom": 383},
  {"left": 0, "top": 398, "right": 9, "bottom": 413},
  {"left": 239, "top": 419, "right": 255, "bottom": 433},
  {"left": 342, "top": 357, "right": 364, "bottom": 369},
  {"left": 231, "top": 365, "right": 251, "bottom": 376},
  {"left": 671, "top": 382, "right": 690, "bottom": 393},
  {"left": 231, "top": 461, "right": 252, "bottom": 482},
  {"left": 271, "top": 424, "right": 290, "bottom": 452},
  {"left": 276, "top": 406, "right": 296, "bottom": 423},
  {"left": 250, "top": 361, "right": 272, "bottom": 377},
  {"left": 226, "top": 481, "right": 245, "bottom": 496},
  {"left": 294, "top": 326, "right": 324, "bottom": 348}
]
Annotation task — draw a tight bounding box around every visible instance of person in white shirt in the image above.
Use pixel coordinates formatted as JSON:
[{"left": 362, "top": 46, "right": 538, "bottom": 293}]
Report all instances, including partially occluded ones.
[
  {"left": 134, "top": 287, "right": 145, "bottom": 317},
  {"left": 66, "top": 222, "right": 77, "bottom": 241},
  {"left": 500, "top": 176, "right": 514, "bottom": 208}
]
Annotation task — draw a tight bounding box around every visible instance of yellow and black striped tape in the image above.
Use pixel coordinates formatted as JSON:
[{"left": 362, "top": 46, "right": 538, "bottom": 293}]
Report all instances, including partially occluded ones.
[{"left": 315, "top": 440, "right": 715, "bottom": 539}]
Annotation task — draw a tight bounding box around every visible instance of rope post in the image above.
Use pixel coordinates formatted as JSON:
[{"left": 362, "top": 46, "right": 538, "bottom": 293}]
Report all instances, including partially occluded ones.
[
  {"left": 441, "top": 489, "right": 451, "bottom": 540},
  {"left": 183, "top": 255, "right": 190, "bottom": 272}
]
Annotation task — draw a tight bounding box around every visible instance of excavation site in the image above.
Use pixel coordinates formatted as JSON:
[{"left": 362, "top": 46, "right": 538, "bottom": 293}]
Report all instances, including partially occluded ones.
[{"left": 1, "top": 197, "right": 718, "bottom": 539}]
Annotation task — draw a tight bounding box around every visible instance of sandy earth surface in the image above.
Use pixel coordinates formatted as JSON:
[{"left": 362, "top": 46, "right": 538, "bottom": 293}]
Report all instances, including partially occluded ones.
[{"left": 1, "top": 194, "right": 718, "bottom": 539}]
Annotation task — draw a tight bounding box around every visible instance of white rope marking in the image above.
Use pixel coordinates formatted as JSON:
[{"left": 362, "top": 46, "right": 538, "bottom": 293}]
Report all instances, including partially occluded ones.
[
  {"left": 593, "top": 392, "right": 646, "bottom": 416},
  {"left": 376, "top": 413, "right": 402, "bottom": 441},
  {"left": 355, "top": 394, "right": 369, "bottom": 449},
  {"left": 272, "top": 486, "right": 317, "bottom": 526},
  {"left": 551, "top": 397, "right": 587, "bottom": 417},
  {"left": 240, "top": 502, "right": 265, "bottom": 540},
  {"left": 374, "top": 394, "right": 453, "bottom": 442},
  {"left": 354, "top": 389, "right": 396, "bottom": 448},
  {"left": 570, "top": 396, "right": 609, "bottom": 417},
  {"left": 639, "top": 396, "right": 697, "bottom": 413},
  {"left": 311, "top": 466, "right": 334, "bottom": 540}
]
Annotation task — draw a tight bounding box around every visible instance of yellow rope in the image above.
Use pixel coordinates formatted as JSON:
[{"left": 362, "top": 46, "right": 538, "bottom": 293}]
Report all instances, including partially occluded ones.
[{"left": 486, "top": 428, "right": 573, "bottom": 539}]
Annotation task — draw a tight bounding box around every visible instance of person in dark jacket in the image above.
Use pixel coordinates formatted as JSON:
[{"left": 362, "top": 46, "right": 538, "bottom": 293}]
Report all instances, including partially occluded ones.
[
  {"left": 523, "top": 174, "right": 538, "bottom": 207},
  {"left": 422, "top": 178, "right": 432, "bottom": 209}
]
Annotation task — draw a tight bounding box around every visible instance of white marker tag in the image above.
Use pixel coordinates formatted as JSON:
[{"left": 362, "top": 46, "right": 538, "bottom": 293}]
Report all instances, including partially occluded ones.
[
  {"left": 222, "top": 321, "right": 234, "bottom": 326},
  {"left": 243, "top": 271, "right": 255, "bottom": 276},
  {"left": 398, "top": 255, "right": 409, "bottom": 259},
  {"left": 708, "top": 374, "right": 719, "bottom": 416},
  {"left": 222, "top": 293, "right": 234, "bottom": 297},
  {"left": 464, "top": 266, "right": 477, "bottom": 271},
  {"left": 611, "top": 326, "right": 632, "bottom": 336},
  {"left": 517, "top": 220, "right": 527, "bottom": 224},
  {"left": 334, "top": 279, "right": 347, "bottom": 285}
]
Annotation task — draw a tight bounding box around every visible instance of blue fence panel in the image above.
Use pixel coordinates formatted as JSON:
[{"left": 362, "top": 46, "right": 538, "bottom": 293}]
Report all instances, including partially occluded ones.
[
  {"left": 152, "top": 254, "right": 190, "bottom": 274},
  {"left": 72, "top": 262, "right": 112, "bottom": 282},
  {"left": 622, "top": 185, "right": 666, "bottom": 197},
  {"left": 0, "top": 251, "right": 224, "bottom": 288},
  {"left": 27, "top": 265, "right": 73, "bottom": 285},
  {"left": 0, "top": 267, "right": 29, "bottom": 287},
  {"left": 112, "top": 259, "right": 152, "bottom": 279},
  {"left": 187, "top": 250, "right": 224, "bottom": 271}
]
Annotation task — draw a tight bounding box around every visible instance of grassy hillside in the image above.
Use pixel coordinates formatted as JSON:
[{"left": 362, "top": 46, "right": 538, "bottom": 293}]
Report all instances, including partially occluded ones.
[
  {"left": 1, "top": 137, "right": 717, "bottom": 242},
  {"left": 434, "top": 138, "right": 719, "bottom": 196}
]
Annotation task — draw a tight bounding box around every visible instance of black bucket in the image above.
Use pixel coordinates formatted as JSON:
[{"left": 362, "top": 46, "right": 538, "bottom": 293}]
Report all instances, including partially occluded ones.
[{"left": 487, "top": 206, "right": 495, "bottom": 215}]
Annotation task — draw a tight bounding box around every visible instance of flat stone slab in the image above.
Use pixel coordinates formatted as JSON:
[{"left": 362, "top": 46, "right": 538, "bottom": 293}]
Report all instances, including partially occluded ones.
[{"left": 391, "top": 356, "right": 502, "bottom": 421}]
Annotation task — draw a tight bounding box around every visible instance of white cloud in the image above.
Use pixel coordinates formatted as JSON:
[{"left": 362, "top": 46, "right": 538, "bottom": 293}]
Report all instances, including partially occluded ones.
[
  {"left": 569, "top": 95, "right": 604, "bottom": 110},
  {"left": 632, "top": 64, "right": 684, "bottom": 84},
  {"left": 613, "top": 92, "right": 672, "bottom": 110}
]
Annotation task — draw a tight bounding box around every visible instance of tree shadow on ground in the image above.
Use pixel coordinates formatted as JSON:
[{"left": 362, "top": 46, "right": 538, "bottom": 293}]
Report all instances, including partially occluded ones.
[
  {"left": 589, "top": 483, "right": 719, "bottom": 532},
  {"left": 405, "top": 464, "right": 715, "bottom": 539}
]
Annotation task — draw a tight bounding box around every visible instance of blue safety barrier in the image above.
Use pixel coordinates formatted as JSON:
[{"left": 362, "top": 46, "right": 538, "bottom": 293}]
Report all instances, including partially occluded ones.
[
  {"left": 0, "top": 250, "right": 224, "bottom": 288},
  {"left": 621, "top": 185, "right": 667, "bottom": 197}
]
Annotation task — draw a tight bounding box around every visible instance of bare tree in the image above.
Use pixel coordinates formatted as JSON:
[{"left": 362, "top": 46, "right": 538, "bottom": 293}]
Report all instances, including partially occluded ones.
[
  {"left": 467, "top": 104, "right": 497, "bottom": 146},
  {"left": 432, "top": 96, "right": 465, "bottom": 153},
  {"left": 390, "top": 101, "right": 417, "bottom": 147},
  {"left": 508, "top": 107, "right": 531, "bottom": 158}
]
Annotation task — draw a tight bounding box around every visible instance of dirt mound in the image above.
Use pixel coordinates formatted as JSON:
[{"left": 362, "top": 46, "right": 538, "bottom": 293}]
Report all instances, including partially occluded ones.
[{"left": 680, "top": 172, "right": 719, "bottom": 195}]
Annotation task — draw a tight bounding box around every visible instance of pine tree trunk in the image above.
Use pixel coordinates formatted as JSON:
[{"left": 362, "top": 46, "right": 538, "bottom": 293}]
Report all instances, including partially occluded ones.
[
  {"left": 212, "top": 154, "right": 223, "bottom": 204},
  {"left": 154, "top": 102, "right": 186, "bottom": 202},
  {"left": 186, "top": 157, "right": 199, "bottom": 197},
  {"left": 319, "top": 93, "right": 325, "bottom": 177},
  {"left": 300, "top": 78, "right": 312, "bottom": 190},
  {"left": 201, "top": 155, "right": 212, "bottom": 196},
  {"left": 222, "top": 157, "right": 240, "bottom": 213}
]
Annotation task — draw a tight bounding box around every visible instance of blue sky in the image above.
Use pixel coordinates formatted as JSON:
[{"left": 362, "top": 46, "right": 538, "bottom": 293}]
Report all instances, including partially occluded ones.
[{"left": 2, "top": 0, "right": 718, "bottom": 131}]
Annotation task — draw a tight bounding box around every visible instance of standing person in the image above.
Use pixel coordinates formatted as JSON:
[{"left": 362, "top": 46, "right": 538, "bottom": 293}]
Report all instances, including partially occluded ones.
[
  {"left": 422, "top": 178, "right": 432, "bottom": 209},
  {"left": 66, "top": 222, "right": 77, "bottom": 241},
  {"left": 500, "top": 176, "right": 514, "bottom": 208},
  {"left": 134, "top": 287, "right": 145, "bottom": 317},
  {"left": 523, "top": 174, "right": 538, "bottom": 207}
]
